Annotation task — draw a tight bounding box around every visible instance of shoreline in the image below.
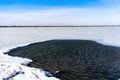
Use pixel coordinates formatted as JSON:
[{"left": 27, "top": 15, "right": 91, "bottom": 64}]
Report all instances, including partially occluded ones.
[
  {"left": 0, "top": 25, "right": 120, "bottom": 28},
  {"left": 3, "top": 39, "right": 120, "bottom": 53},
  {"left": 2, "top": 39, "right": 119, "bottom": 66},
  {"left": 0, "top": 42, "right": 60, "bottom": 80},
  {"left": 1, "top": 38, "right": 120, "bottom": 54}
]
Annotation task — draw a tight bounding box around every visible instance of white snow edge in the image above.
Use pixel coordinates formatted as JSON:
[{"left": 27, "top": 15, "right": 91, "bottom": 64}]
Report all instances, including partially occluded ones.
[{"left": 0, "top": 42, "right": 60, "bottom": 80}]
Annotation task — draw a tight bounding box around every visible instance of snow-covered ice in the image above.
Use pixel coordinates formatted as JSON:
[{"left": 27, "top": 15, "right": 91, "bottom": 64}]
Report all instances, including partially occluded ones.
[{"left": 0, "top": 27, "right": 120, "bottom": 49}]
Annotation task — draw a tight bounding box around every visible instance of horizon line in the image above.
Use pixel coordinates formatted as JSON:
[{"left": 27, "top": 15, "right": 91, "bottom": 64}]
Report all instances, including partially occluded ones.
[{"left": 0, "top": 25, "right": 120, "bottom": 27}]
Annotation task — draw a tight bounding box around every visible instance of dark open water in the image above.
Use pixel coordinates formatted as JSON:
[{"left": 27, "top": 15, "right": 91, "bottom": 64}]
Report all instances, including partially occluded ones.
[{"left": 6, "top": 40, "right": 120, "bottom": 80}]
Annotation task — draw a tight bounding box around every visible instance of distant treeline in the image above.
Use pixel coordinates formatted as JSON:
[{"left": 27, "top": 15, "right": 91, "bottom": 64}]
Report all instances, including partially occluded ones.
[{"left": 0, "top": 25, "right": 120, "bottom": 27}]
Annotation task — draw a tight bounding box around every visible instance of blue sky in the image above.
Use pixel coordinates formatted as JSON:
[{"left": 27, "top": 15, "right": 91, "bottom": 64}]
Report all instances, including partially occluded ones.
[
  {"left": 0, "top": 0, "right": 120, "bottom": 25},
  {"left": 0, "top": 0, "right": 100, "bottom": 7}
]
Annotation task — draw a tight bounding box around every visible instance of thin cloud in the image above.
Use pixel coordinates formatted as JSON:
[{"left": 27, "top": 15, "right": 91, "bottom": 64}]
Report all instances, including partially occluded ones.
[{"left": 0, "top": 7, "right": 120, "bottom": 25}]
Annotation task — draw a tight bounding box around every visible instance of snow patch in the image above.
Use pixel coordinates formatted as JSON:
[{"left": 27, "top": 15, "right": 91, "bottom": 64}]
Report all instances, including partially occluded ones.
[
  {"left": 0, "top": 52, "right": 32, "bottom": 65},
  {"left": 0, "top": 47, "right": 59, "bottom": 80},
  {"left": 0, "top": 63, "right": 59, "bottom": 80}
]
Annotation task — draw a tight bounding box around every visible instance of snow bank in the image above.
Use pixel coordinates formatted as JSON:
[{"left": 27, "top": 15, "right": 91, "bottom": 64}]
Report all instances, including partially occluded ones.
[
  {"left": 0, "top": 63, "right": 59, "bottom": 80},
  {"left": 0, "top": 53, "right": 32, "bottom": 66},
  {"left": 0, "top": 48, "right": 59, "bottom": 80}
]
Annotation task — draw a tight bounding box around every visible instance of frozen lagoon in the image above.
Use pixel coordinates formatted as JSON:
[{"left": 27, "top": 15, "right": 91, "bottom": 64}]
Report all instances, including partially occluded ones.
[{"left": 0, "top": 27, "right": 120, "bottom": 80}]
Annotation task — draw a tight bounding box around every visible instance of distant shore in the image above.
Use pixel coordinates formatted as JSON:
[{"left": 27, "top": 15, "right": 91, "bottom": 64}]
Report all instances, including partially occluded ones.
[{"left": 0, "top": 25, "right": 120, "bottom": 27}]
